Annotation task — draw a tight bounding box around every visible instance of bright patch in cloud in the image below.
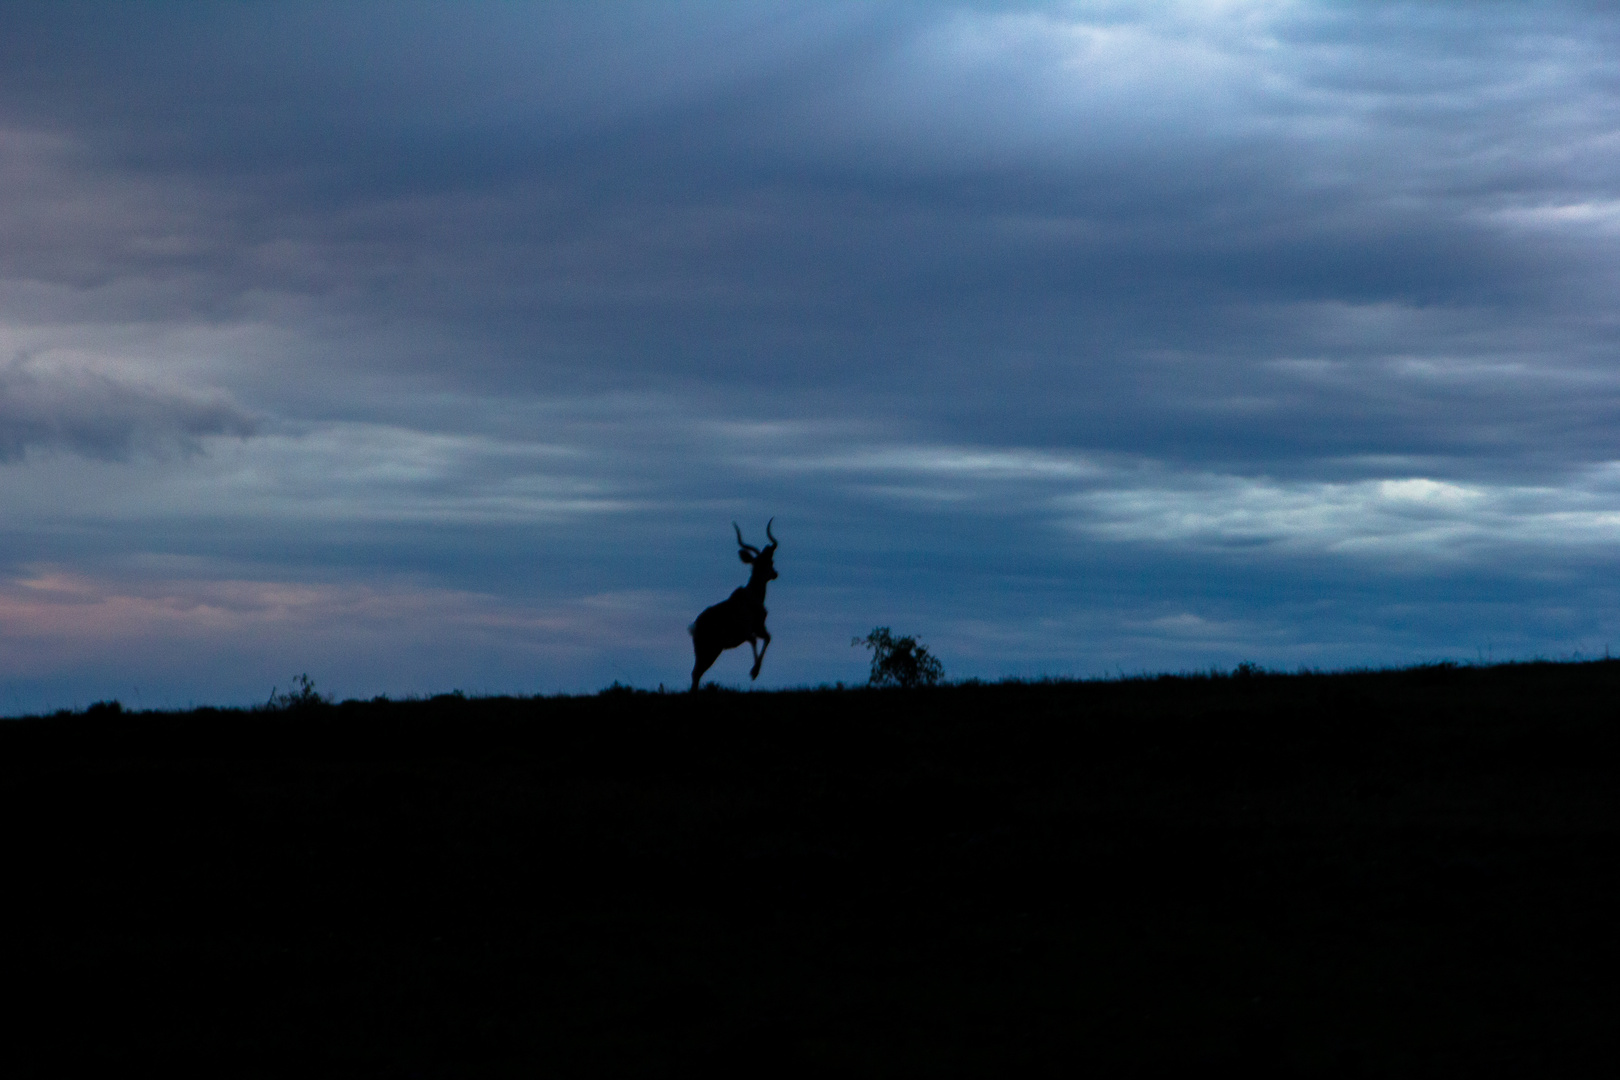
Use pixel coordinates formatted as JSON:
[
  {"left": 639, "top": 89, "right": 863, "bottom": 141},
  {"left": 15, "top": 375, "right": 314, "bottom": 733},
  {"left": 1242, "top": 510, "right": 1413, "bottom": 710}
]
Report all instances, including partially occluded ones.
[{"left": 1063, "top": 471, "right": 1620, "bottom": 558}]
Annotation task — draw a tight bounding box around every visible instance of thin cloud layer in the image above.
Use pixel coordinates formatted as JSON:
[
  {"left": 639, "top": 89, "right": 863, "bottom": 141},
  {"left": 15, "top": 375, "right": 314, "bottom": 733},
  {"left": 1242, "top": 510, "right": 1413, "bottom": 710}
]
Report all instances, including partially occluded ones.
[
  {"left": 0, "top": 566, "right": 692, "bottom": 710},
  {"left": 0, "top": 355, "right": 256, "bottom": 461},
  {"left": 0, "top": 3, "right": 1618, "bottom": 708}
]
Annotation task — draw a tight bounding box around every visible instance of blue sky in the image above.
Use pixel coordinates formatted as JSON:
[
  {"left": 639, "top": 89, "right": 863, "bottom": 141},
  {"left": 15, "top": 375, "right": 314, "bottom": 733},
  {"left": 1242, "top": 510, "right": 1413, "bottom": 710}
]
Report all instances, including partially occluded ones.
[{"left": 1, "top": 2, "right": 1619, "bottom": 710}]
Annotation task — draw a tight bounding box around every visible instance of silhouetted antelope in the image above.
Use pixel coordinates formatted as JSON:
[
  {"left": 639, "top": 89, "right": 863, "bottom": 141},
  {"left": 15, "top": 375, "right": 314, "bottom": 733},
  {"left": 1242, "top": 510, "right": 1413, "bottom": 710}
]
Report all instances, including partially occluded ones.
[{"left": 689, "top": 519, "right": 778, "bottom": 691}]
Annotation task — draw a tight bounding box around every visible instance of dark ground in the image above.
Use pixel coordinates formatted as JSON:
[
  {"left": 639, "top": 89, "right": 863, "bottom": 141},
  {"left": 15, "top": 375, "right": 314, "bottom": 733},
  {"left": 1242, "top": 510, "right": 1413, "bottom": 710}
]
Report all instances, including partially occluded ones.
[{"left": 2, "top": 662, "right": 1619, "bottom": 1075}]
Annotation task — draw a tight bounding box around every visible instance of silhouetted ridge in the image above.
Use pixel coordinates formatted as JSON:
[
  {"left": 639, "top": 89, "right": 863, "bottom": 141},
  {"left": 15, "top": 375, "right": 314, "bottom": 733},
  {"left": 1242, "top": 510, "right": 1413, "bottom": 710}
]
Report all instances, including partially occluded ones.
[{"left": 3, "top": 659, "right": 1619, "bottom": 1072}]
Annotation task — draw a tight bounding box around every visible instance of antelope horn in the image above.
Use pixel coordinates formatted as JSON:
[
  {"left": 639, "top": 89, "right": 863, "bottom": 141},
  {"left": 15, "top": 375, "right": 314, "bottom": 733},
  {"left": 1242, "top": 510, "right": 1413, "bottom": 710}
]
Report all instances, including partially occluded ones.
[
  {"left": 734, "top": 522, "right": 759, "bottom": 554},
  {"left": 765, "top": 518, "right": 777, "bottom": 546}
]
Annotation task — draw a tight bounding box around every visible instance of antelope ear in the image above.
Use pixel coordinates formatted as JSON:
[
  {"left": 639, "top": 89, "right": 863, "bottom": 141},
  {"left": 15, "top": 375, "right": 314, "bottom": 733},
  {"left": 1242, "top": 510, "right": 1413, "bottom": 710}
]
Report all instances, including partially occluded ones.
[{"left": 738, "top": 549, "right": 756, "bottom": 564}]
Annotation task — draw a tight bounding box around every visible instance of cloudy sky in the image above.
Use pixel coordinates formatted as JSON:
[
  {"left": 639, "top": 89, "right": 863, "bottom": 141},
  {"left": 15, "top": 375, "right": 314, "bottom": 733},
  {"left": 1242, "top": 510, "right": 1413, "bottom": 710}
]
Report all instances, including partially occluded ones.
[{"left": 1, "top": 1, "right": 1618, "bottom": 709}]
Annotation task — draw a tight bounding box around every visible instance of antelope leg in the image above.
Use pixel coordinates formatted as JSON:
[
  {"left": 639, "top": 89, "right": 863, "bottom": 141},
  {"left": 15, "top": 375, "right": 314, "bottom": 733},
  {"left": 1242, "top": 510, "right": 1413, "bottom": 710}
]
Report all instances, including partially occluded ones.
[{"left": 751, "top": 629, "right": 771, "bottom": 678}]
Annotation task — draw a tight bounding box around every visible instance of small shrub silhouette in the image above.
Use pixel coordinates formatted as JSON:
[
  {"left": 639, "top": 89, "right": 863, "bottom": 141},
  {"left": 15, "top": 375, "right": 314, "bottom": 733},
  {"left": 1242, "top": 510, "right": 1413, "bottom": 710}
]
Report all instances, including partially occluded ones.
[
  {"left": 266, "top": 673, "right": 330, "bottom": 712},
  {"left": 853, "top": 627, "right": 944, "bottom": 688}
]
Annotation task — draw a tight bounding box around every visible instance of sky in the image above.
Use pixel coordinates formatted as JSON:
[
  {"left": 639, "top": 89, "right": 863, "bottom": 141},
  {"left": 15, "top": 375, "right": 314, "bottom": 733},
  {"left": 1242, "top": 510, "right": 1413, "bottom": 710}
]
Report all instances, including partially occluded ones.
[{"left": 1, "top": 1, "right": 1620, "bottom": 710}]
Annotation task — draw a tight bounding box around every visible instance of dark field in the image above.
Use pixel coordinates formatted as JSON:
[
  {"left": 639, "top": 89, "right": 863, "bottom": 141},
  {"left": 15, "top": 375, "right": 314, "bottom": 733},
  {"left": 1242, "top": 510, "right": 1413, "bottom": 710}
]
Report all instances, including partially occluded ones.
[{"left": 4, "top": 663, "right": 1620, "bottom": 1075}]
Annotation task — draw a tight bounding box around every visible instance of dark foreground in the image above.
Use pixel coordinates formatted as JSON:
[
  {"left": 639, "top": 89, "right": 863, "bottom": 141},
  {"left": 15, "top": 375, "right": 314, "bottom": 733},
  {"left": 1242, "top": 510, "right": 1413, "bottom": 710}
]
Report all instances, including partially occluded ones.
[{"left": 4, "top": 663, "right": 1620, "bottom": 1075}]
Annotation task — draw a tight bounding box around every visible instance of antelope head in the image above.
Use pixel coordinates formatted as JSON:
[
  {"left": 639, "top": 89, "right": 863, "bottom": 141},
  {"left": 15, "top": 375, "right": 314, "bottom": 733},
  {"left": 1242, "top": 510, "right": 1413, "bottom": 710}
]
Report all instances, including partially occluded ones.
[{"left": 734, "top": 518, "right": 779, "bottom": 582}]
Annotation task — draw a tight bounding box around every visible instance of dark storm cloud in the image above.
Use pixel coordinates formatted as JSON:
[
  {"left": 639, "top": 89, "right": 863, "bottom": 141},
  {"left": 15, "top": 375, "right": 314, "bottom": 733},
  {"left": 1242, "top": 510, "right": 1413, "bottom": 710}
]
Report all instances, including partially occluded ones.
[
  {"left": 3, "top": 2, "right": 1611, "bottom": 470},
  {"left": 2, "top": 2, "right": 1620, "bottom": 705}
]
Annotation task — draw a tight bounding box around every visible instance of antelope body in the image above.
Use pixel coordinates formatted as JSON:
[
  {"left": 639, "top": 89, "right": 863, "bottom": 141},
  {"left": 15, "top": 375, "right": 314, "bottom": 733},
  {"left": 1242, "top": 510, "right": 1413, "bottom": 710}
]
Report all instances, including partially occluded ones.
[{"left": 689, "top": 519, "right": 777, "bottom": 691}]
